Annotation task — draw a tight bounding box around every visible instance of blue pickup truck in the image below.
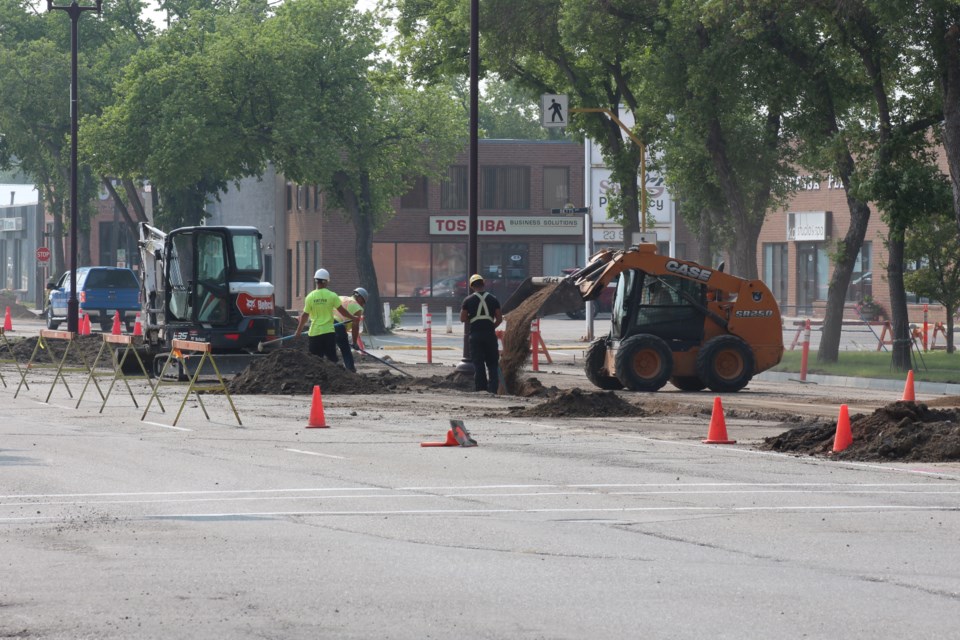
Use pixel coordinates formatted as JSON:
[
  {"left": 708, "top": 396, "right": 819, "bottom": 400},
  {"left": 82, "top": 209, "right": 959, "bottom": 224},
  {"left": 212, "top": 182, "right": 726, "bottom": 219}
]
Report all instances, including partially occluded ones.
[{"left": 46, "top": 267, "right": 141, "bottom": 332}]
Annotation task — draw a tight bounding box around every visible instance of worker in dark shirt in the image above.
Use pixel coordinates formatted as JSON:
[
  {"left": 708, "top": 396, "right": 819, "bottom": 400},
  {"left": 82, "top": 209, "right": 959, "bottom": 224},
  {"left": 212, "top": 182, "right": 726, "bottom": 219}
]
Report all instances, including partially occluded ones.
[{"left": 460, "top": 274, "right": 503, "bottom": 393}]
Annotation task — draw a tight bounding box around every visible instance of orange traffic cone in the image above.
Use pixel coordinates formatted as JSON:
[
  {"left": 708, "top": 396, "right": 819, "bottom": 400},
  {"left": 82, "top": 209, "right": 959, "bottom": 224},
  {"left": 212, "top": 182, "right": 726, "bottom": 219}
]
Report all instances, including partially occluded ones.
[
  {"left": 832, "top": 404, "right": 852, "bottom": 452},
  {"left": 111, "top": 310, "right": 122, "bottom": 335},
  {"left": 421, "top": 429, "right": 459, "bottom": 447},
  {"left": 902, "top": 370, "right": 915, "bottom": 402},
  {"left": 3, "top": 306, "right": 11, "bottom": 331},
  {"left": 82, "top": 313, "right": 91, "bottom": 336},
  {"left": 133, "top": 312, "right": 143, "bottom": 336},
  {"left": 702, "top": 396, "right": 736, "bottom": 444},
  {"left": 306, "top": 385, "right": 328, "bottom": 428},
  {"left": 78, "top": 312, "right": 85, "bottom": 335}
]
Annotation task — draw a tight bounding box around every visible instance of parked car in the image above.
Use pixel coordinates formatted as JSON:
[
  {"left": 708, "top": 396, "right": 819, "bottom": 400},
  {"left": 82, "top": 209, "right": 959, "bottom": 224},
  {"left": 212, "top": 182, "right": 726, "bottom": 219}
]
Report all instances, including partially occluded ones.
[
  {"left": 412, "top": 276, "right": 468, "bottom": 298},
  {"left": 46, "top": 267, "right": 141, "bottom": 332},
  {"left": 561, "top": 268, "right": 616, "bottom": 319}
]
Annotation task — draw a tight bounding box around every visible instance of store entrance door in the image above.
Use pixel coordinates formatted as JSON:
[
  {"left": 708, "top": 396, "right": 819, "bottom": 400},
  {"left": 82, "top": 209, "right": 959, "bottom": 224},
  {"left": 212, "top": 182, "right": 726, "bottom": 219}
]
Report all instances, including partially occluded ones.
[{"left": 796, "top": 242, "right": 818, "bottom": 316}]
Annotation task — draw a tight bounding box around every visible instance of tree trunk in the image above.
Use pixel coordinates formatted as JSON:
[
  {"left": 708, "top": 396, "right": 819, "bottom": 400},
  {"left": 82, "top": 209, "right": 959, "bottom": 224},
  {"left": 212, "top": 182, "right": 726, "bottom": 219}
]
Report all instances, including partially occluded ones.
[
  {"left": 817, "top": 166, "right": 871, "bottom": 364},
  {"left": 335, "top": 170, "right": 387, "bottom": 335},
  {"left": 697, "top": 209, "right": 712, "bottom": 265},
  {"left": 947, "top": 304, "right": 956, "bottom": 354},
  {"left": 939, "top": 23, "right": 960, "bottom": 239},
  {"left": 886, "top": 232, "right": 912, "bottom": 371}
]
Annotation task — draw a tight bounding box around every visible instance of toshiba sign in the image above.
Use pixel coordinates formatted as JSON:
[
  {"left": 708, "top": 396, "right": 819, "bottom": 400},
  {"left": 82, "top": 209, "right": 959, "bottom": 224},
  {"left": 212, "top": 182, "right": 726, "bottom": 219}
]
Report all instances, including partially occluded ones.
[{"left": 429, "top": 216, "right": 583, "bottom": 236}]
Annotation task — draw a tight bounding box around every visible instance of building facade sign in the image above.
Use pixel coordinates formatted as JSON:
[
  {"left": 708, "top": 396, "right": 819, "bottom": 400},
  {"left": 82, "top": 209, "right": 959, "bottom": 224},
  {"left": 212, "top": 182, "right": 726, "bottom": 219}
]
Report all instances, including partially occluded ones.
[
  {"left": 429, "top": 215, "right": 583, "bottom": 236},
  {"left": 787, "top": 211, "right": 831, "bottom": 241}
]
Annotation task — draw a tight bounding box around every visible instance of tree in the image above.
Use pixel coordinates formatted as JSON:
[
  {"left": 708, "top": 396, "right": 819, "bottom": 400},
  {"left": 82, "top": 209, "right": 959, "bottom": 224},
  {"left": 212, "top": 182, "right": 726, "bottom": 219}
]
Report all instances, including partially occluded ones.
[
  {"left": 0, "top": 0, "right": 154, "bottom": 273},
  {"left": 83, "top": 4, "right": 274, "bottom": 228},
  {"left": 478, "top": 75, "right": 565, "bottom": 140},
  {"left": 268, "top": 0, "right": 466, "bottom": 333},
  {"left": 394, "top": 0, "right": 650, "bottom": 247},
  {"left": 904, "top": 207, "right": 960, "bottom": 353},
  {"left": 641, "top": 1, "right": 803, "bottom": 277}
]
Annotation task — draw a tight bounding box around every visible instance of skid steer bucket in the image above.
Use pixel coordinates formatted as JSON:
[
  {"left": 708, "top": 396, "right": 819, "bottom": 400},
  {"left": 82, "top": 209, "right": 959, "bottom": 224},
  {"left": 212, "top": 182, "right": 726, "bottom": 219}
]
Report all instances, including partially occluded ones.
[{"left": 501, "top": 277, "right": 585, "bottom": 317}]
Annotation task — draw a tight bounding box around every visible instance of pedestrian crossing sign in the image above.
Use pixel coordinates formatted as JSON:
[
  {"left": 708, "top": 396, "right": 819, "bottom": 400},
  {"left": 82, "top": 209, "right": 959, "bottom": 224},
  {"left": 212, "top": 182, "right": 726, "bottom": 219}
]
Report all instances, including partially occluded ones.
[{"left": 542, "top": 94, "right": 568, "bottom": 128}]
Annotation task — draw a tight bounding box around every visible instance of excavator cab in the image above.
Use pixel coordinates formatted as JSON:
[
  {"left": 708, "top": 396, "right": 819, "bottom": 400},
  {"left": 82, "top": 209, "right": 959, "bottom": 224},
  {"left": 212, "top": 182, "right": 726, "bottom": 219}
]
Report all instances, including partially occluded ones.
[{"left": 140, "top": 224, "right": 280, "bottom": 357}]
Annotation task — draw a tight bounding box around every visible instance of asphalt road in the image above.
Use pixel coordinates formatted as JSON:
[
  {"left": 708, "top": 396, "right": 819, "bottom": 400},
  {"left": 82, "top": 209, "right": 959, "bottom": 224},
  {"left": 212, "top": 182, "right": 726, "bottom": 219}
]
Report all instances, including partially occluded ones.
[{"left": 1, "top": 314, "right": 958, "bottom": 638}]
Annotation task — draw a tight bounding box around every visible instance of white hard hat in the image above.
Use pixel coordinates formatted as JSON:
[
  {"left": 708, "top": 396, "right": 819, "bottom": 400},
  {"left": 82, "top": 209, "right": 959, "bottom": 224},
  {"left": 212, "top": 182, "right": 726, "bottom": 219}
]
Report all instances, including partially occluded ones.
[
  {"left": 314, "top": 268, "right": 330, "bottom": 281},
  {"left": 353, "top": 287, "right": 368, "bottom": 300}
]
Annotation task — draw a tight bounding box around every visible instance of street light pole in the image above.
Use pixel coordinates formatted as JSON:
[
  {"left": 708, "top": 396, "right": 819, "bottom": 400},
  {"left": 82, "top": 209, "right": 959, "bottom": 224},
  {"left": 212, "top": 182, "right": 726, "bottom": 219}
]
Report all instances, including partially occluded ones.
[
  {"left": 457, "top": 0, "right": 480, "bottom": 374},
  {"left": 47, "top": 0, "right": 102, "bottom": 334}
]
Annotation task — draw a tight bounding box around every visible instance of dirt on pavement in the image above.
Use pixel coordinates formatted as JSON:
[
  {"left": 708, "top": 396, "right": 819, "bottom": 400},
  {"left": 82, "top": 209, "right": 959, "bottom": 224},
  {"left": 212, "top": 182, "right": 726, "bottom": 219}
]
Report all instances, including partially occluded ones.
[{"left": 761, "top": 400, "right": 960, "bottom": 462}]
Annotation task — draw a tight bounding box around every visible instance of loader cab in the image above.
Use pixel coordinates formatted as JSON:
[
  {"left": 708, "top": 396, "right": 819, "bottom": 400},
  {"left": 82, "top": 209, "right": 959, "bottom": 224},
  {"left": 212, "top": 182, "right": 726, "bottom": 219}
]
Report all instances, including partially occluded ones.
[
  {"left": 612, "top": 270, "right": 706, "bottom": 344},
  {"left": 166, "top": 226, "right": 264, "bottom": 326}
]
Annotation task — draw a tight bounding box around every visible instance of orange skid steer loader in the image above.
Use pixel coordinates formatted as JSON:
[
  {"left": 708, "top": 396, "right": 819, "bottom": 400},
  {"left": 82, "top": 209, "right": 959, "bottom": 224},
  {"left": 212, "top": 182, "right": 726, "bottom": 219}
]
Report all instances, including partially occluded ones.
[{"left": 503, "top": 244, "right": 784, "bottom": 392}]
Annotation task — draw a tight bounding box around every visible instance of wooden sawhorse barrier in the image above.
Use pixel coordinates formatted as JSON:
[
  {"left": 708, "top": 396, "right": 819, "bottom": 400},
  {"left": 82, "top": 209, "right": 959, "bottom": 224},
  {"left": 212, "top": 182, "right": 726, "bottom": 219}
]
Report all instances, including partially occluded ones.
[
  {"left": 14, "top": 329, "right": 97, "bottom": 403},
  {"left": 141, "top": 339, "right": 241, "bottom": 426},
  {"left": 75, "top": 334, "right": 159, "bottom": 413},
  {"left": 0, "top": 327, "right": 26, "bottom": 390}
]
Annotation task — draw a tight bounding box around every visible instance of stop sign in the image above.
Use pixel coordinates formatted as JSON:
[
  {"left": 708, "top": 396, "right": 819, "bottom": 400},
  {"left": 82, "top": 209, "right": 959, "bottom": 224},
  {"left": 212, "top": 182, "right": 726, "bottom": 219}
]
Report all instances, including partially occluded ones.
[{"left": 36, "top": 246, "right": 50, "bottom": 262}]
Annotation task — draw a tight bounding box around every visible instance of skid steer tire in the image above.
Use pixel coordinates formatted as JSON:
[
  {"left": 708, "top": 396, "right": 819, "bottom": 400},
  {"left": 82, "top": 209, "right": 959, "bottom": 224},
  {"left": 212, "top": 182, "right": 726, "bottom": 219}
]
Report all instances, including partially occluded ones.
[
  {"left": 615, "top": 334, "right": 673, "bottom": 392},
  {"left": 696, "top": 335, "right": 755, "bottom": 393},
  {"left": 584, "top": 338, "right": 623, "bottom": 390},
  {"left": 669, "top": 376, "right": 707, "bottom": 392}
]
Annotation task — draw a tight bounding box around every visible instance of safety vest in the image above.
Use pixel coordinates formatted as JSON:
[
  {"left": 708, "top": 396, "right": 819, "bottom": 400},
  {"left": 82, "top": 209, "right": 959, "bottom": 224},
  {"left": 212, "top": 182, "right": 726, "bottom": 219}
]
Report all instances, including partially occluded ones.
[
  {"left": 470, "top": 292, "right": 494, "bottom": 323},
  {"left": 334, "top": 295, "right": 363, "bottom": 329}
]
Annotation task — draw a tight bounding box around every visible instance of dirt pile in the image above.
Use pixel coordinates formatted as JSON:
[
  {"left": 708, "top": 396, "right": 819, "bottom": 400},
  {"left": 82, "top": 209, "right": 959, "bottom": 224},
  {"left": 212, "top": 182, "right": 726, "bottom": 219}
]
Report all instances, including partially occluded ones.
[
  {"left": 510, "top": 388, "right": 647, "bottom": 418},
  {"left": 762, "top": 401, "right": 960, "bottom": 462},
  {"left": 227, "top": 349, "right": 391, "bottom": 395},
  {"left": 4, "top": 333, "right": 115, "bottom": 368},
  {"left": 0, "top": 292, "right": 37, "bottom": 319},
  {"left": 500, "top": 283, "right": 559, "bottom": 395}
]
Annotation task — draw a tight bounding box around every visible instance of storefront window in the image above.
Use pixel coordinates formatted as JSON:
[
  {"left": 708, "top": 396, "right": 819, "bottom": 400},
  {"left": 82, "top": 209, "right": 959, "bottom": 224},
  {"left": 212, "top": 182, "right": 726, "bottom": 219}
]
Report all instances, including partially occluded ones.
[
  {"left": 543, "top": 243, "right": 583, "bottom": 275},
  {"left": 373, "top": 243, "right": 397, "bottom": 297},
  {"left": 543, "top": 167, "right": 569, "bottom": 210},
  {"left": 816, "top": 245, "right": 830, "bottom": 300},
  {"left": 397, "top": 244, "right": 431, "bottom": 297},
  {"left": 479, "top": 242, "right": 528, "bottom": 300},
  {"left": 763, "top": 242, "right": 788, "bottom": 307},
  {"left": 845, "top": 242, "right": 872, "bottom": 302}
]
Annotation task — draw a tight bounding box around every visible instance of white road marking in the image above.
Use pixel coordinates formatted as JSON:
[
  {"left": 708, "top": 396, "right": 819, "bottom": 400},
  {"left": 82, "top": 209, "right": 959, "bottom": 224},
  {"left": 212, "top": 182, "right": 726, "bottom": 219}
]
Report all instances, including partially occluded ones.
[
  {"left": 285, "top": 448, "right": 346, "bottom": 460},
  {"left": 141, "top": 421, "right": 193, "bottom": 431}
]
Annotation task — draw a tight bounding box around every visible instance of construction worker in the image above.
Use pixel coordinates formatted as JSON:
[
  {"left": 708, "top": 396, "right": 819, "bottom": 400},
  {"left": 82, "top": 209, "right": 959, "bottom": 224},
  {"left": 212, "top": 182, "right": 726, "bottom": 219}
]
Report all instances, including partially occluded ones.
[
  {"left": 295, "top": 269, "right": 359, "bottom": 364},
  {"left": 333, "top": 287, "right": 367, "bottom": 372},
  {"left": 460, "top": 274, "right": 503, "bottom": 393}
]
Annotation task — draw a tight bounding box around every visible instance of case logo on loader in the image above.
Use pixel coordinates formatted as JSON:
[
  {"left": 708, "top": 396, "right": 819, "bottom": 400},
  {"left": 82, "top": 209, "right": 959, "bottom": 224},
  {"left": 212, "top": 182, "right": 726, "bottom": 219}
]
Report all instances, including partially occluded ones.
[{"left": 665, "top": 260, "right": 712, "bottom": 282}]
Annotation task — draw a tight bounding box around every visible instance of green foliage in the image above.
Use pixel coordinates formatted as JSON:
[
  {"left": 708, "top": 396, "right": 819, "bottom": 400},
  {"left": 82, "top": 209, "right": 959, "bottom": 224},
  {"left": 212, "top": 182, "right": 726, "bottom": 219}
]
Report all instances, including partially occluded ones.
[
  {"left": 904, "top": 208, "right": 960, "bottom": 317},
  {"left": 389, "top": 304, "right": 407, "bottom": 329}
]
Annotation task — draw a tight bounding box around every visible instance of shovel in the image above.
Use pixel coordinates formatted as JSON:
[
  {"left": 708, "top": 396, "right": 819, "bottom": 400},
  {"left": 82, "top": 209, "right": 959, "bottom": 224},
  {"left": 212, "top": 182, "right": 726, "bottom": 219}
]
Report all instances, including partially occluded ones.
[
  {"left": 257, "top": 334, "right": 296, "bottom": 352},
  {"left": 258, "top": 322, "right": 346, "bottom": 352},
  {"left": 352, "top": 344, "right": 412, "bottom": 377}
]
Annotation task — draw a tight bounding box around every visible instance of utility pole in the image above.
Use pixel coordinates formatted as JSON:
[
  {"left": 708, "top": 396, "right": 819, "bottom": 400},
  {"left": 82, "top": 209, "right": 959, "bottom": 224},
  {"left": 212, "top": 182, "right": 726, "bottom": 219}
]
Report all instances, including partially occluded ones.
[
  {"left": 47, "top": 0, "right": 102, "bottom": 333},
  {"left": 457, "top": 0, "right": 480, "bottom": 374}
]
